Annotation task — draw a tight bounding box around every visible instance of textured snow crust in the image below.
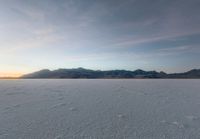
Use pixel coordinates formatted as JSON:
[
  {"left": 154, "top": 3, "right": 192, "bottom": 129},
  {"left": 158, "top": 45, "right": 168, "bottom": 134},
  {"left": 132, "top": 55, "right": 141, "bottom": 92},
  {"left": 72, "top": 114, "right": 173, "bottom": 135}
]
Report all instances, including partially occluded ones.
[{"left": 0, "top": 79, "right": 200, "bottom": 139}]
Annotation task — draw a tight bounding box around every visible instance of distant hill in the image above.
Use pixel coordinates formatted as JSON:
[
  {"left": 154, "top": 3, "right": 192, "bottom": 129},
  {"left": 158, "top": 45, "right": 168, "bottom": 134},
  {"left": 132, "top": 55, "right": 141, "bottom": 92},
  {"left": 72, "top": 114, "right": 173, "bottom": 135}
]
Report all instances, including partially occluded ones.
[
  {"left": 21, "top": 68, "right": 200, "bottom": 79},
  {"left": 167, "top": 69, "right": 200, "bottom": 78}
]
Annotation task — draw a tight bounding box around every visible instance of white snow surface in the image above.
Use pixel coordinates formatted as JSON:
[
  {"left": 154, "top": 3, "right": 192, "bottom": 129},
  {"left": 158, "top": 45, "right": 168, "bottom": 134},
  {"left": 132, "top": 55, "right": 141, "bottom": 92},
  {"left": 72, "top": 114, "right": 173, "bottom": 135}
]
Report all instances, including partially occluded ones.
[{"left": 0, "top": 79, "right": 200, "bottom": 139}]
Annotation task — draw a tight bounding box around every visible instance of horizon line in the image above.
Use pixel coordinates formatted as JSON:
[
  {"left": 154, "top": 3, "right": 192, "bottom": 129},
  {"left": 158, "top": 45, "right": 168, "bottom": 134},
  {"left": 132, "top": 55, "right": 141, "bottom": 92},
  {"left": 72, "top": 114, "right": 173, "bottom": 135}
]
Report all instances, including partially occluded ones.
[{"left": 1, "top": 67, "right": 199, "bottom": 78}]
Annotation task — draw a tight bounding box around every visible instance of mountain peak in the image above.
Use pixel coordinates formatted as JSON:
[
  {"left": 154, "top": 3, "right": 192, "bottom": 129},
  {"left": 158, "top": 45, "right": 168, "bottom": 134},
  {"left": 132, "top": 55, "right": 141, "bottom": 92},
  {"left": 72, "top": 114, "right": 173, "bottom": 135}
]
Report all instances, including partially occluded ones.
[{"left": 21, "top": 68, "right": 200, "bottom": 79}]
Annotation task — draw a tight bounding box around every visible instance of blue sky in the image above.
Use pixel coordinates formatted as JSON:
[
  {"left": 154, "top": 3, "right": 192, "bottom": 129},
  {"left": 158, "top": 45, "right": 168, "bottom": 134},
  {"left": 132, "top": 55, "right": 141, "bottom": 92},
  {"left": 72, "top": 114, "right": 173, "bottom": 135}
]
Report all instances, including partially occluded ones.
[{"left": 0, "top": 0, "right": 200, "bottom": 76}]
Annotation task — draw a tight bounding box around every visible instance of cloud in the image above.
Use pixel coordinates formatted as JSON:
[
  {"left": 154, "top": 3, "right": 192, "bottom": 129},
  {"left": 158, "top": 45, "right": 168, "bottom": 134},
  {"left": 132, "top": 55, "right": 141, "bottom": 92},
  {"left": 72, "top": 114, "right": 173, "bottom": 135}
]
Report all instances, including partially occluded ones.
[
  {"left": 111, "top": 30, "right": 200, "bottom": 47},
  {"left": 0, "top": 26, "right": 66, "bottom": 60}
]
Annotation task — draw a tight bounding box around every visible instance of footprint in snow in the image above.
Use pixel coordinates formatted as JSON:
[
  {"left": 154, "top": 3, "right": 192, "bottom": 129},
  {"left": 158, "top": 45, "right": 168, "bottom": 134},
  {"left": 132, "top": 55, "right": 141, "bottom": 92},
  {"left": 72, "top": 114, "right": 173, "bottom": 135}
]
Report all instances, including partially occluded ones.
[
  {"left": 57, "top": 97, "right": 64, "bottom": 101},
  {"left": 54, "top": 135, "right": 63, "bottom": 139},
  {"left": 52, "top": 103, "right": 66, "bottom": 108},
  {"left": 185, "top": 115, "right": 199, "bottom": 121},
  {"left": 171, "top": 121, "right": 185, "bottom": 128},
  {"left": 69, "top": 107, "right": 78, "bottom": 111},
  {"left": 160, "top": 120, "right": 185, "bottom": 129},
  {"left": 117, "top": 114, "right": 126, "bottom": 119}
]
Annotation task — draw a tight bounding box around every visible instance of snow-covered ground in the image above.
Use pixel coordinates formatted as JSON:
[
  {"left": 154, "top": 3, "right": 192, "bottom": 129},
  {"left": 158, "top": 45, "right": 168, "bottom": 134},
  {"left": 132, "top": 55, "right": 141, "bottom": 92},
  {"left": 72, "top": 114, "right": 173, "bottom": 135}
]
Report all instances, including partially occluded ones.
[{"left": 0, "top": 79, "right": 200, "bottom": 139}]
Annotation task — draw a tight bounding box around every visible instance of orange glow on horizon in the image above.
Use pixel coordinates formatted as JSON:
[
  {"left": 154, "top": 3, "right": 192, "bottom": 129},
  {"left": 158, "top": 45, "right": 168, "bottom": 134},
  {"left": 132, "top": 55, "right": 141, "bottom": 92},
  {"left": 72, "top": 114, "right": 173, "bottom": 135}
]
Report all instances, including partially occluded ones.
[{"left": 0, "top": 72, "right": 23, "bottom": 78}]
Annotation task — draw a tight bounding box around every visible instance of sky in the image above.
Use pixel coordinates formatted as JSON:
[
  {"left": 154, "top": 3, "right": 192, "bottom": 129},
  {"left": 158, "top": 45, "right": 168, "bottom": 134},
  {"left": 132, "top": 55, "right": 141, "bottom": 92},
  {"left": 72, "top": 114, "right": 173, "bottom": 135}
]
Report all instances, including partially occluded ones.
[{"left": 0, "top": 0, "right": 200, "bottom": 76}]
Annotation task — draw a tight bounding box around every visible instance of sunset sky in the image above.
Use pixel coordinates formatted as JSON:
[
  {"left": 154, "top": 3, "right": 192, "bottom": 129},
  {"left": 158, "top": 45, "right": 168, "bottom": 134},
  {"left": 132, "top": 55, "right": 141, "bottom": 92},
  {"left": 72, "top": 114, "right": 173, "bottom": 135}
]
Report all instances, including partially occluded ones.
[{"left": 0, "top": 0, "right": 200, "bottom": 77}]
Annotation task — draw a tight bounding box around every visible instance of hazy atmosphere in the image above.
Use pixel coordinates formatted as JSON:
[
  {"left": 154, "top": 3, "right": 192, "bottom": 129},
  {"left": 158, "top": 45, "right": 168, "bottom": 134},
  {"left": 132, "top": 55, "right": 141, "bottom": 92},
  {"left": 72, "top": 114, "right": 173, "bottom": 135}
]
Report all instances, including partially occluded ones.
[
  {"left": 1, "top": 1, "right": 200, "bottom": 138},
  {"left": 1, "top": 0, "right": 200, "bottom": 76}
]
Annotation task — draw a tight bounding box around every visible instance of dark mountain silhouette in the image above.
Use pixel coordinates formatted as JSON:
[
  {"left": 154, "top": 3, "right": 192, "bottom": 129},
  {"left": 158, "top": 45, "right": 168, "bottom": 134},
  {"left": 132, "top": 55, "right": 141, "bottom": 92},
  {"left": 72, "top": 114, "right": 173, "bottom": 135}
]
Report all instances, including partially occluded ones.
[
  {"left": 21, "top": 68, "right": 200, "bottom": 79},
  {"left": 167, "top": 69, "right": 200, "bottom": 78}
]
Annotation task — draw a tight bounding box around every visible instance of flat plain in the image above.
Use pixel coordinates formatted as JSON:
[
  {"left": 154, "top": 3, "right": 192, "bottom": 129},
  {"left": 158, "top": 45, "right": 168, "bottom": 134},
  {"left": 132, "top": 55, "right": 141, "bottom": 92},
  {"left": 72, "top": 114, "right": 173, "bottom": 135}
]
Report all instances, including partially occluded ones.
[{"left": 0, "top": 79, "right": 200, "bottom": 139}]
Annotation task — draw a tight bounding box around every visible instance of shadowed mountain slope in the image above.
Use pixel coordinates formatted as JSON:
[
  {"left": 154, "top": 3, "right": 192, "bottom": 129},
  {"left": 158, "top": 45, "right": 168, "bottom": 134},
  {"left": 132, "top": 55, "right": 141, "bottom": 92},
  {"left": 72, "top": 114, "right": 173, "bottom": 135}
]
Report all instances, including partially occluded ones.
[{"left": 21, "top": 68, "right": 200, "bottom": 79}]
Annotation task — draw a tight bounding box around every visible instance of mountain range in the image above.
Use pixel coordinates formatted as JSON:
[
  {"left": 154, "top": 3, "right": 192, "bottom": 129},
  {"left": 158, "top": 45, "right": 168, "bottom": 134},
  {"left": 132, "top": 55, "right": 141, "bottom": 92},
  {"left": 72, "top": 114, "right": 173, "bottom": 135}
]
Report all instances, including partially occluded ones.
[{"left": 21, "top": 68, "right": 200, "bottom": 79}]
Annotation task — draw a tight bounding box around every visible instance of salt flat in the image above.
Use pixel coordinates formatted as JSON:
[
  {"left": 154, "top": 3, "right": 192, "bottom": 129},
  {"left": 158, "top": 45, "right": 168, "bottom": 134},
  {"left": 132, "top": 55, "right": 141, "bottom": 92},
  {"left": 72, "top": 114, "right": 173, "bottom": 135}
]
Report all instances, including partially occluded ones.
[{"left": 0, "top": 79, "right": 200, "bottom": 139}]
